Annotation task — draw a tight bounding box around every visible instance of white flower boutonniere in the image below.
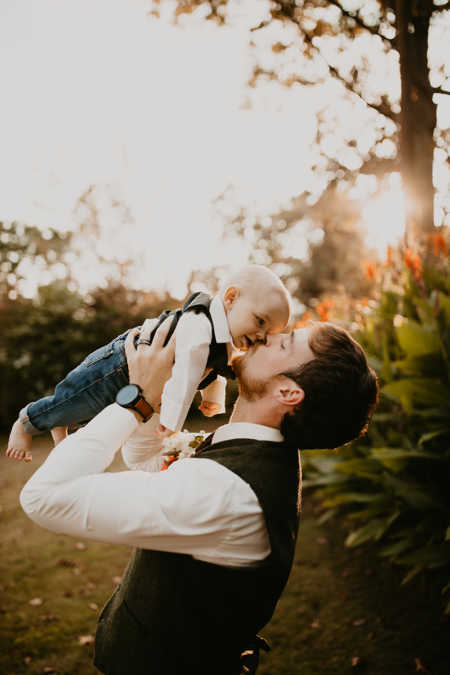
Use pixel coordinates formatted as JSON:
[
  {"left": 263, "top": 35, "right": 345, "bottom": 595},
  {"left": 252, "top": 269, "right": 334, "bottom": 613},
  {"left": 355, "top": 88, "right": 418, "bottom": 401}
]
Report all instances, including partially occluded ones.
[{"left": 160, "top": 430, "right": 208, "bottom": 471}]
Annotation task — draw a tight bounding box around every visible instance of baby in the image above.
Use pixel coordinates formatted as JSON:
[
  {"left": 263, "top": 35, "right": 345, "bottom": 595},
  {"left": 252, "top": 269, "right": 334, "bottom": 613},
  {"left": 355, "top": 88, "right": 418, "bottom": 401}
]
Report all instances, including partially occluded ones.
[{"left": 6, "top": 264, "right": 291, "bottom": 461}]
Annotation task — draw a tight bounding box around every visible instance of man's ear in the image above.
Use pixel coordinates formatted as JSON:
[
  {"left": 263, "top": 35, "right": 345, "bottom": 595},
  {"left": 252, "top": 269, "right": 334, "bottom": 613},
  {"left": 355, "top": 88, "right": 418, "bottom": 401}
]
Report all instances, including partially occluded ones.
[
  {"left": 223, "top": 285, "right": 239, "bottom": 309},
  {"left": 274, "top": 377, "right": 305, "bottom": 409}
]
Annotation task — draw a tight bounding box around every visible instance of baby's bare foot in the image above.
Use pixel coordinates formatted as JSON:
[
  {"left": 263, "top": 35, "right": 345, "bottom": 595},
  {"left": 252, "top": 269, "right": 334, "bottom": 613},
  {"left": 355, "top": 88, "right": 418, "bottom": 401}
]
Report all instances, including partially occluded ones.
[{"left": 6, "top": 419, "right": 33, "bottom": 462}]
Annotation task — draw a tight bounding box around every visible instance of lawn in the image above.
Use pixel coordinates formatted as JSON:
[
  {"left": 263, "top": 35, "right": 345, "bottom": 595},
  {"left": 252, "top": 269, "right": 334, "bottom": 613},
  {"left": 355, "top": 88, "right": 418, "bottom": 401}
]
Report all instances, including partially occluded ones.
[{"left": 1, "top": 431, "right": 448, "bottom": 675}]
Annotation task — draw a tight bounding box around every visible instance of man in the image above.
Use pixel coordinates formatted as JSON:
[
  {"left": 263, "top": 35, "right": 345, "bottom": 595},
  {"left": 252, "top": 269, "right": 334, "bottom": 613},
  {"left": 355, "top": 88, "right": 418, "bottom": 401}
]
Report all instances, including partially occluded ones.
[{"left": 20, "top": 317, "right": 378, "bottom": 675}]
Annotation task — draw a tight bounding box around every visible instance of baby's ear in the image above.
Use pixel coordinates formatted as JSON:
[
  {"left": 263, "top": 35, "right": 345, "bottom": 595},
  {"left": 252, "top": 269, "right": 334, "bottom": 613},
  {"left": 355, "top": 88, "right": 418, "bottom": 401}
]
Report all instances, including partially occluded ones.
[{"left": 223, "top": 285, "right": 240, "bottom": 307}]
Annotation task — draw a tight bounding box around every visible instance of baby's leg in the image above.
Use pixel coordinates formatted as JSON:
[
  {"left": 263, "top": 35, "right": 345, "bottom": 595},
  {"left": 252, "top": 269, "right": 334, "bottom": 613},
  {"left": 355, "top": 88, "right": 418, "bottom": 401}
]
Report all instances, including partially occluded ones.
[
  {"left": 6, "top": 418, "right": 33, "bottom": 462},
  {"left": 51, "top": 426, "right": 68, "bottom": 446}
]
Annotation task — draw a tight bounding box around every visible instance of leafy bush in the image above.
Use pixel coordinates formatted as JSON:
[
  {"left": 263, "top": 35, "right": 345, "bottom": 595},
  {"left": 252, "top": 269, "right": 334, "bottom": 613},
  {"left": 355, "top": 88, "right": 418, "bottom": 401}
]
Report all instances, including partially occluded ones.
[{"left": 303, "top": 231, "right": 450, "bottom": 611}]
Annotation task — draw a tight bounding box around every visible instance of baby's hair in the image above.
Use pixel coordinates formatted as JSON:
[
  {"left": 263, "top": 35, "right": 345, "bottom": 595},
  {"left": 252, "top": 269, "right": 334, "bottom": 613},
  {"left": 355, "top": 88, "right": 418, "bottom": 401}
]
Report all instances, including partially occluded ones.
[{"left": 220, "top": 265, "right": 291, "bottom": 314}]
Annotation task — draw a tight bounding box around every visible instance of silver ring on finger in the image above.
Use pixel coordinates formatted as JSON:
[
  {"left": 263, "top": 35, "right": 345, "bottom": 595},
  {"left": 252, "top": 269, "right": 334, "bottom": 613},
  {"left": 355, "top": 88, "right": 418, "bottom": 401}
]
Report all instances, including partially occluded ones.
[{"left": 136, "top": 338, "right": 152, "bottom": 346}]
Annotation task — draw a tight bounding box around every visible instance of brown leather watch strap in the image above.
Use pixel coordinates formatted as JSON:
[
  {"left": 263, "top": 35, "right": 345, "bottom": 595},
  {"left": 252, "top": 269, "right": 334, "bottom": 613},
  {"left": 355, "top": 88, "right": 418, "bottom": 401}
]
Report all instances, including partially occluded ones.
[{"left": 134, "top": 396, "right": 154, "bottom": 422}]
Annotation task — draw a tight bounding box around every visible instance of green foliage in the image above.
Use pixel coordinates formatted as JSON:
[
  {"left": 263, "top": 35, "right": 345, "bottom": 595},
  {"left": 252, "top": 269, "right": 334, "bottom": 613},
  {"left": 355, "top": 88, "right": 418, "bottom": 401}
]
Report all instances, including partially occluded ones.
[{"left": 303, "top": 233, "right": 450, "bottom": 610}]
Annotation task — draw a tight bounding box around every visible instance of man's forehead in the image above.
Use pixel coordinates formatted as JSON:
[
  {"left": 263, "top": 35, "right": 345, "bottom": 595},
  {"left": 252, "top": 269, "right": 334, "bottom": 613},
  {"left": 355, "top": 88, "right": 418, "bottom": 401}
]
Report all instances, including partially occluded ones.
[{"left": 292, "top": 326, "right": 315, "bottom": 362}]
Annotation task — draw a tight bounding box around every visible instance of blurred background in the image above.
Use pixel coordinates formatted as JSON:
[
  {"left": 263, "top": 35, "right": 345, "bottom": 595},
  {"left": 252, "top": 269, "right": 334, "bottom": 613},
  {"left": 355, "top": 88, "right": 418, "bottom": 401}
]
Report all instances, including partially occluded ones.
[{"left": 1, "top": 2, "right": 450, "bottom": 673}]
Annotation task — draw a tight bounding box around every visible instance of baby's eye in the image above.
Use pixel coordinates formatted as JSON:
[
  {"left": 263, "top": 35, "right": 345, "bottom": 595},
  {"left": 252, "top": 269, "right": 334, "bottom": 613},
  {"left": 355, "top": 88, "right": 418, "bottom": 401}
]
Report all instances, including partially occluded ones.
[{"left": 256, "top": 316, "right": 265, "bottom": 326}]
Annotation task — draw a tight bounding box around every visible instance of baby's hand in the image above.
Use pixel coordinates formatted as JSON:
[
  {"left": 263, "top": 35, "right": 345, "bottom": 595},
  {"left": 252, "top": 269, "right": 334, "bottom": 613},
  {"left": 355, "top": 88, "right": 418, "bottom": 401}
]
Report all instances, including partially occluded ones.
[
  {"left": 155, "top": 423, "right": 176, "bottom": 438},
  {"left": 198, "top": 401, "right": 222, "bottom": 418}
]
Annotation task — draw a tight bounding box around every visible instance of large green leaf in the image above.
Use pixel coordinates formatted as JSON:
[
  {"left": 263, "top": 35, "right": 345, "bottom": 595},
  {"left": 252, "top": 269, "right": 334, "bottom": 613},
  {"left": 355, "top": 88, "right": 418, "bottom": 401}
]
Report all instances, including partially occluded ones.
[
  {"left": 383, "top": 475, "right": 443, "bottom": 510},
  {"left": 371, "top": 447, "right": 442, "bottom": 462},
  {"left": 382, "top": 378, "right": 450, "bottom": 413},
  {"left": 395, "top": 320, "right": 440, "bottom": 357},
  {"left": 345, "top": 514, "right": 396, "bottom": 547},
  {"left": 438, "top": 291, "right": 450, "bottom": 323}
]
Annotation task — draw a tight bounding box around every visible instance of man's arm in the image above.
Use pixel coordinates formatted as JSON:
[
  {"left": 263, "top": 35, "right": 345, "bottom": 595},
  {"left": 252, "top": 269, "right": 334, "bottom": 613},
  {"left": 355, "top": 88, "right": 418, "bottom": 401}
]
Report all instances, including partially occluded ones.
[
  {"left": 19, "top": 403, "right": 236, "bottom": 556},
  {"left": 18, "top": 320, "right": 235, "bottom": 556}
]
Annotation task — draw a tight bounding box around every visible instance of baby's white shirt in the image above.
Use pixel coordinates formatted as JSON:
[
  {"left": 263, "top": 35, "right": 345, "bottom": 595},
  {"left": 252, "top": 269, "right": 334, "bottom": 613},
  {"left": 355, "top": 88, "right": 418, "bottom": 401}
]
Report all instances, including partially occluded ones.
[{"left": 159, "top": 294, "right": 232, "bottom": 432}]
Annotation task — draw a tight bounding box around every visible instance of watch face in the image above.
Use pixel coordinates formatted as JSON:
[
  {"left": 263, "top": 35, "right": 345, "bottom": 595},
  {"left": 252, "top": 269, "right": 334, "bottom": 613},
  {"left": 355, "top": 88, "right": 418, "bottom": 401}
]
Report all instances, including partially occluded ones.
[{"left": 116, "top": 384, "right": 140, "bottom": 407}]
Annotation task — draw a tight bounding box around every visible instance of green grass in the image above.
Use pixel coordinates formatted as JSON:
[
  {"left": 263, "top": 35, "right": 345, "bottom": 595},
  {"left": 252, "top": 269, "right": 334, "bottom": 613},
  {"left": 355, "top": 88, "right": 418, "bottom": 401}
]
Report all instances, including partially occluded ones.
[{"left": 1, "top": 432, "right": 448, "bottom": 675}]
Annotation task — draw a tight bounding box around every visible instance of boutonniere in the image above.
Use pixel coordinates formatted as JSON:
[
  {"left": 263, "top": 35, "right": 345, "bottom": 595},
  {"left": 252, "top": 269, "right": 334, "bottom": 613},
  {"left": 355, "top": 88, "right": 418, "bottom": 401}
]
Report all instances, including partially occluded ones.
[{"left": 161, "top": 430, "right": 208, "bottom": 470}]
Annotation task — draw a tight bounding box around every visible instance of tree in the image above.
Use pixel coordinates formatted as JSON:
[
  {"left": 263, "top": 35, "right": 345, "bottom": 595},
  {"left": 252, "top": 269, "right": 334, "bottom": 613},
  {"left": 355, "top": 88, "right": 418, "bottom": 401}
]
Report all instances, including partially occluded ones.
[
  {"left": 0, "top": 220, "right": 73, "bottom": 300},
  {"left": 214, "top": 181, "right": 376, "bottom": 307},
  {"left": 150, "top": 0, "right": 450, "bottom": 236}
]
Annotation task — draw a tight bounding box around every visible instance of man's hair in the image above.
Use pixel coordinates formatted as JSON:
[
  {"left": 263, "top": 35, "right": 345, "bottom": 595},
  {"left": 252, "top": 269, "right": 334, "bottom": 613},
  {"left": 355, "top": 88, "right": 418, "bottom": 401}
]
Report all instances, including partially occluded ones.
[{"left": 280, "top": 322, "right": 379, "bottom": 450}]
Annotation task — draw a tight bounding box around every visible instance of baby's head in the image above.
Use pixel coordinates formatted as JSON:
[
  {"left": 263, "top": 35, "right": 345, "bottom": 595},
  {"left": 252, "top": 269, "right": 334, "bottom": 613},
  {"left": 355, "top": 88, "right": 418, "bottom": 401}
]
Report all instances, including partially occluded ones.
[{"left": 220, "top": 265, "right": 291, "bottom": 350}]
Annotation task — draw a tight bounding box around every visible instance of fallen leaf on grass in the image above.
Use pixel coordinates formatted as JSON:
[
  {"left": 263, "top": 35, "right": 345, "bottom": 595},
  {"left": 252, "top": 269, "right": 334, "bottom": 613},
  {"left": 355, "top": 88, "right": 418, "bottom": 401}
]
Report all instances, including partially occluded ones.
[
  {"left": 75, "top": 542, "right": 86, "bottom": 551},
  {"left": 24, "top": 656, "right": 32, "bottom": 665},
  {"left": 78, "top": 635, "right": 94, "bottom": 646},
  {"left": 316, "top": 537, "right": 328, "bottom": 544},
  {"left": 89, "top": 602, "right": 99, "bottom": 611},
  {"left": 43, "top": 667, "right": 56, "bottom": 673},
  {"left": 112, "top": 576, "right": 122, "bottom": 584},
  {"left": 72, "top": 567, "right": 82, "bottom": 576},
  {"left": 414, "top": 657, "right": 429, "bottom": 672},
  {"left": 58, "top": 558, "right": 76, "bottom": 568},
  {"left": 39, "top": 614, "right": 59, "bottom": 623},
  {"left": 29, "top": 597, "right": 43, "bottom": 606},
  {"left": 311, "top": 619, "right": 320, "bottom": 629},
  {"left": 351, "top": 656, "right": 360, "bottom": 667},
  {"left": 353, "top": 619, "right": 366, "bottom": 626}
]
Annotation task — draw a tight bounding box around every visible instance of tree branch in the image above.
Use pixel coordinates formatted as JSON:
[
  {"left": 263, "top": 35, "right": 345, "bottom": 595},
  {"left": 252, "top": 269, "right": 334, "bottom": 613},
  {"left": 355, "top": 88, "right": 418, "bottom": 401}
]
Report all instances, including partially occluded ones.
[
  {"left": 250, "top": 4, "right": 399, "bottom": 123},
  {"left": 325, "top": 0, "right": 393, "bottom": 46},
  {"left": 301, "top": 29, "right": 398, "bottom": 122},
  {"left": 432, "top": 86, "right": 450, "bottom": 96}
]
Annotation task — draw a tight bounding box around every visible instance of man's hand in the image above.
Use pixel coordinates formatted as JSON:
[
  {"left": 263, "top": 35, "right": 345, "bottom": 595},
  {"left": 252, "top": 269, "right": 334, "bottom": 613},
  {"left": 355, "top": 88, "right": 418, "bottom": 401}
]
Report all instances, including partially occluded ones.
[{"left": 124, "top": 318, "right": 176, "bottom": 413}]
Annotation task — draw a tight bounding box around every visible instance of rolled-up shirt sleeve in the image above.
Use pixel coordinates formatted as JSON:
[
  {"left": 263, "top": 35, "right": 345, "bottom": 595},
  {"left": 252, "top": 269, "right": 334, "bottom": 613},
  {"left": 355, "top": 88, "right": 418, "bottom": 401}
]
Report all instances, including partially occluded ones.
[
  {"left": 121, "top": 414, "right": 166, "bottom": 472},
  {"left": 159, "top": 312, "right": 211, "bottom": 432},
  {"left": 19, "top": 404, "right": 271, "bottom": 565}
]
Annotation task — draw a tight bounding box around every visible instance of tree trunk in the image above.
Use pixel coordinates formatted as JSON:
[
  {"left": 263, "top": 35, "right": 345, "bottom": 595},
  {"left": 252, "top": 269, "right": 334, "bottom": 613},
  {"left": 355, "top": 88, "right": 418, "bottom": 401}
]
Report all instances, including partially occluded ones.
[{"left": 395, "top": 0, "right": 436, "bottom": 238}]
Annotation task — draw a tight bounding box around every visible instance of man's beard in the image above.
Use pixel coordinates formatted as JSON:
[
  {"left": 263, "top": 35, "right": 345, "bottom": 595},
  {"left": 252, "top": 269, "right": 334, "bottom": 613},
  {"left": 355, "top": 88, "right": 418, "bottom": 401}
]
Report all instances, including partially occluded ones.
[{"left": 232, "top": 354, "right": 269, "bottom": 401}]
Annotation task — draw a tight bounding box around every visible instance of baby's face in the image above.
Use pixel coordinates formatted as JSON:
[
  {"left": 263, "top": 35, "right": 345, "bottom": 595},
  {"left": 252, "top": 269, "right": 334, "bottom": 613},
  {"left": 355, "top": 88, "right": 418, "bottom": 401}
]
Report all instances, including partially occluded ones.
[{"left": 224, "top": 286, "right": 290, "bottom": 350}]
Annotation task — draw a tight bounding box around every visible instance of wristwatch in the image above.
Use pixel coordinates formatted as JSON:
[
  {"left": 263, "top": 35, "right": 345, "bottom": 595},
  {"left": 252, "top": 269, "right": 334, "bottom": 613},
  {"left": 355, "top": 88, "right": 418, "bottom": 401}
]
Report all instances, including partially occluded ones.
[{"left": 115, "top": 384, "right": 154, "bottom": 422}]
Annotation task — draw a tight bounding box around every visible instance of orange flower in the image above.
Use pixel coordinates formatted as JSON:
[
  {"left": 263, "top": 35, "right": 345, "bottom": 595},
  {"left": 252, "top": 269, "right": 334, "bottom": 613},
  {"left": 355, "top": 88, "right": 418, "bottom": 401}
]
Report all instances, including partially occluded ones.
[
  {"left": 364, "top": 261, "right": 376, "bottom": 280},
  {"left": 161, "top": 455, "right": 177, "bottom": 471},
  {"left": 316, "top": 299, "right": 333, "bottom": 322},
  {"left": 412, "top": 253, "right": 422, "bottom": 281},
  {"left": 404, "top": 247, "right": 414, "bottom": 270},
  {"left": 404, "top": 248, "right": 422, "bottom": 280},
  {"left": 432, "top": 232, "right": 447, "bottom": 256},
  {"left": 385, "top": 246, "right": 393, "bottom": 267},
  {"left": 295, "top": 311, "right": 313, "bottom": 328}
]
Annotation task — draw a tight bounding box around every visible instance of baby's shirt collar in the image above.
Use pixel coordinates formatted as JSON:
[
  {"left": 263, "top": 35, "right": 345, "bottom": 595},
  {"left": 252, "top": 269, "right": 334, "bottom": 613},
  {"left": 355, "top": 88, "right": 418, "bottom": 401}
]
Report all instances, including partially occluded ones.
[{"left": 210, "top": 294, "right": 232, "bottom": 345}]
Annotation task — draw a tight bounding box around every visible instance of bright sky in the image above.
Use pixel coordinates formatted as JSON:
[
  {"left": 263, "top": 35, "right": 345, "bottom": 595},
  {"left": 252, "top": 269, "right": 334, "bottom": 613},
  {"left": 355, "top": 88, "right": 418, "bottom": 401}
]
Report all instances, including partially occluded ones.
[{"left": 0, "top": 0, "right": 449, "bottom": 297}]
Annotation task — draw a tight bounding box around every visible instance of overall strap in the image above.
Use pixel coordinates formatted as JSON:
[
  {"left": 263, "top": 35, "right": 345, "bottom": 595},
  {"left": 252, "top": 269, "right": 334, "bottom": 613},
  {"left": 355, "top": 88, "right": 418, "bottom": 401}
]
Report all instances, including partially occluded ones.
[{"left": 182, "top": 292, "right": 235, "bottom": 388}]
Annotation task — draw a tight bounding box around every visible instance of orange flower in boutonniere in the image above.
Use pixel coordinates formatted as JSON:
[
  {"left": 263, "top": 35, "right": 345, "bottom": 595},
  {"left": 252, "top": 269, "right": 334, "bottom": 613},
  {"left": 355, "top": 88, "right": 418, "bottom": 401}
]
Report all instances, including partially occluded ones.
[{"left": 160, "top": 430, "right": 208, "bottom": 471}]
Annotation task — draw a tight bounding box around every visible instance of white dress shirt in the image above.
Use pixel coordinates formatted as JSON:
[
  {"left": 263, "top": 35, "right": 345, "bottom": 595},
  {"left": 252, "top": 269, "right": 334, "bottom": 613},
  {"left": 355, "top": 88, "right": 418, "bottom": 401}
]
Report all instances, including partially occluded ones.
[
  {"left": 20, "top": 404, "right": 286, "bottom": 566},
  {"left": 159, "top": 294, "right": 231, "bottom": 432}
]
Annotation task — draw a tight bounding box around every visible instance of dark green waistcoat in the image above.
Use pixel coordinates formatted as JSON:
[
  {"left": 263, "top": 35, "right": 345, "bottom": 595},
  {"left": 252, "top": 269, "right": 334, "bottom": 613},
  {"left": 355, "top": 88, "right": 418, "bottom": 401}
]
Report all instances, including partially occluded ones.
[{"left": 94, "top": 438, "right": 302, "bottom": 675}]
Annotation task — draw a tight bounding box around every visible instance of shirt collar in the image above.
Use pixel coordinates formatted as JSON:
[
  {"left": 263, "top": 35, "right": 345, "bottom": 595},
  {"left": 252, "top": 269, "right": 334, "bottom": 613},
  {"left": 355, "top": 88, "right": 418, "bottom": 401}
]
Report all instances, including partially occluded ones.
[
  {"left": 210, "top": 294, "right": 232, "bottom": 345},
  {"left": 212, "top": 422, "right": 284, "bottom": 444}
]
